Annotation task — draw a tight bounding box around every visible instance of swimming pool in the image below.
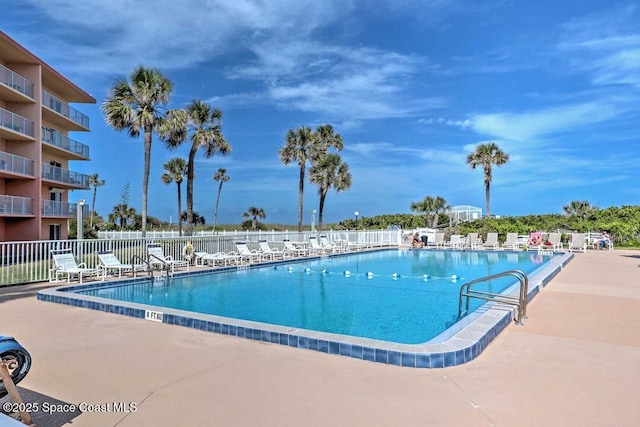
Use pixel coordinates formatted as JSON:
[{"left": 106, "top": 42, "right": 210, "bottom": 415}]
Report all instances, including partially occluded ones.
[{"left": 39, "top": 248, "right": 573, "bottom": 368}]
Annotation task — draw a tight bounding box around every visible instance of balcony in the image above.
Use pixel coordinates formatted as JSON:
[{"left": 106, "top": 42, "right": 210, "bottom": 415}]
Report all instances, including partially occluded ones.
[
  {"left": 0, "top": 107, "right": 35, "bottom": 141},
  {"left": 41, "top": 200, "right": 78, "bottom": 218},
  {"left": 41, "top": 127, "right": 90, "bottom": 160},
  {"left": 41, "top": 164, "right": 90, "bottom": 189},
  {"left": 41, "top": 90, "right": 90, "bottom": 131},
  {"left": 0, "top": 151, "right": 35, "bottom": 178},
  {"left": 0, "top": 195, "right": 34, "bottom": 216},
  {"left": 0, "top": 64, "right": 35, "bottom": 102}
]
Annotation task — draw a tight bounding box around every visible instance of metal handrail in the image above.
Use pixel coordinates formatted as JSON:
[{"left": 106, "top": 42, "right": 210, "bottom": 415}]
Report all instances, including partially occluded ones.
[
  {"left": 130, "top": 255, "right": 153, "bottom": 280},
  {"left": 458, "top": 270, "right": 528, "bottom": 325},
  {"left": 146, "top": 253, "right": 172, "bottom": 278}
]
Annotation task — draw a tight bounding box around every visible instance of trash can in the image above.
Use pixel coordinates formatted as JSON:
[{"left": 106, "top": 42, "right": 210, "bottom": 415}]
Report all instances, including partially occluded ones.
[{"left": 421, "top": 236, "right": 428, "bottom": 245}]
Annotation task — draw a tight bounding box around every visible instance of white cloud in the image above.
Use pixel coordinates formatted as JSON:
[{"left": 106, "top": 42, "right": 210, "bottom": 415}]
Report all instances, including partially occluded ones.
[{"left": 469, "top": 102, "right": 619, "bottom": 142}]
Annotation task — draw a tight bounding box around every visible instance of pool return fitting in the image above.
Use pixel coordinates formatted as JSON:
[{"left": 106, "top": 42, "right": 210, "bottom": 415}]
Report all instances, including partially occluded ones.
[{"left": 457, "top": 270, "right": 529, "bottom": 325}]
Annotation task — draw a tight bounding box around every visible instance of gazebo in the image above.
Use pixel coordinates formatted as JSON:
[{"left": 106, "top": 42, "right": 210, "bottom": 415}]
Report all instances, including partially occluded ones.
[{"left": 448, "top": 205, "right": 483, "bottom": 224}]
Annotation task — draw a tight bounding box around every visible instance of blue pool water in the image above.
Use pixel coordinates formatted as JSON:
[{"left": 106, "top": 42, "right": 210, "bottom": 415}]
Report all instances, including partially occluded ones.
[{"left": 76, "top": 249, "right": 551, "bottom": 344}]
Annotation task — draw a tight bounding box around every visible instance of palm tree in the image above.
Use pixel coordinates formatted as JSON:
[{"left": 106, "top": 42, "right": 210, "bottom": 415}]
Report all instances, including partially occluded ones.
[
  {"left": 102, "top": 66, "right": 175, "bottom": 236},
  {"left": 162, "top": 100, "right": 231, "bottom": 236},
  {"left": 161, "top": 157, "right": 188, "bottom": 236},
  {"left": 410, "top": 196, "right": 437, "bottom": 227},
  {"left": 466, "top": 142, "right": 510, "bottom": 217},
  {"left": 279, "top": 126, "right": 314, "bottom": 232},
  {"left": 309, "top": 153, "right": 352, "bottom": 231},
  {"left": 563, "top": 200, "right": 595, "bottom": 219},
  {"left": 431, "top": 196, "right": 449, "bottom": 228},
  {"left": 181, "top": 210, "right": 206, "bottom": 225},
  {"left": 212, "top": 168, "right": 230, "bottom": 231},
  {"left": 243, "top": 206, "right": 266, "bottom": 230},
  {"left": 279, "top": 124, "right": 344, "bottom": 232},
  {"left": 311, "top": 124, "right": 344, "bottom": 161},
  {"left": 88, "top": 173, "right": 105, "bottom": 229},
  {"left": 109, "top": 204, "right": 136, "bottom": 230}
]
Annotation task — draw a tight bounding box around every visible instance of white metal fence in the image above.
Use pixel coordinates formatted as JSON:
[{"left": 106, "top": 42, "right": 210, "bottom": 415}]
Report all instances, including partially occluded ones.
[{"left": 1, "top": 229, "right": 402, "bottom": 286}]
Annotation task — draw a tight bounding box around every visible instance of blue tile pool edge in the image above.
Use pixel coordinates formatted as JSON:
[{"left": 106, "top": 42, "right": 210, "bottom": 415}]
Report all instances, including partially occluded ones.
[{"left": 37, "top": 251, "right": 574, "bottom": 368}]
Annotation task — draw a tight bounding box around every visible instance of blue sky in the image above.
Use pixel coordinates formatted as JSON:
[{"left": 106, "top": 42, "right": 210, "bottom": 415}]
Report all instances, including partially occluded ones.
[{"left": 2, "top": 1, "right": 639, "bottom": 225}]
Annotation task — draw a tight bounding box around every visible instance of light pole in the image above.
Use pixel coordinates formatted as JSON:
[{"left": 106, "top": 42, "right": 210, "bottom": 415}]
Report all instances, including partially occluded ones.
[
  {"left": 354, "top": 210, "right": 359, "bottom": 230},
  {"left": 311, "top": 209, "right": 317, "bottom": 232},
  {"left": 76, "top": 199, "right": 85, "bottom": 240}
]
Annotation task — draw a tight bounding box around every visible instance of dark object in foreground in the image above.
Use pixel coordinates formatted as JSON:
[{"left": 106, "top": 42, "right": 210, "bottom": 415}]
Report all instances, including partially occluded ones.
[{"left": 0, "top": 336, "right": 31, "bottom": 399}]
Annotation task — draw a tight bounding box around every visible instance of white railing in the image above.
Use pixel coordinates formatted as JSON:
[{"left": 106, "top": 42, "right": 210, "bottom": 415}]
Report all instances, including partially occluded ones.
[
  {"left": 0, "top": 64, "right": 35, "bottom": 98},
  {"left": 0, "top": 230, "right": 403, "bottom": 286}
]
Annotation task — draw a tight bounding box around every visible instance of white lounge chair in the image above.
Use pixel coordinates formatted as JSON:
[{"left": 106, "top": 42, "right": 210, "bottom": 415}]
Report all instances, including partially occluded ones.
[
  {"left": 199, "top": 251, "right": 243, "bottom": 267},
  {"left": 482, "top": 233, "right": 499, "bottom": 250},
  {"left": 445, "top": 234, "right": 464, "bottom": 249},
  {"left": 546, "top": 233, "right": 563, "bottom": 251},
  {"left": 283, "top": 240, "right": 310, "bottom": 257},
  {"left": 96, "top": 251, "right": 146, "bottom": 279},
  {"left": 320, "top": 236, "right": 345, "bottom": 253},
  {"left": 50, "top": 249, "right": 99, "bottom": 283},
  {"left": 433, "top": 232, "right": 446, "bottom": 248},
  {"left": 234, "top": 242, "right": 267, "bottom": 263},
  {"left": 568, "top": 233, "right": 587, "bottom": 253},
  {"left": 309, "top": 236, "right": 332, "bottom": 255},
  {"left": 502, "top": 233, "right": 519, "bottom": 250},
  {"left": 465, "top": 232, "right": 481, "bottom": 249},
  {"left": 147, "top": 244, "right": 190, "bottom": 272},
  {"left": 258, "top": 240, "right": 289, "bottom": 260}
]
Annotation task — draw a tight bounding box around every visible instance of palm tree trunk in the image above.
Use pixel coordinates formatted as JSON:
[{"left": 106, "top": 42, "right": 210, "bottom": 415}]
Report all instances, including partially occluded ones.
[
  {"left": 252, "top": 217, "right": 257, "bottom": 230},
  {"left": 177, "top": 182, "right": 183, "bottom": 236},
  {"left": 213, "top": 181, "right": 223, "bottom": 232},
  {"left": 186, "top": 145, "right": 198, "bottom": 236},
  {"left": 142, "top": 126, "right": 152, "bottom": 237},
  {"left": 90, "top": 186, "right": 97, "bottom": 229},
  {"left": 318, "top": 192, "right": 327, "bottom": 231},
  {"left": 485, "top": 182, "right": 491, "bottom": 217},
  {"left": 432, "top": 213, "right": 439, "bottom": 228},
  {"left": 297, "top": 164, "right": 305, "bottom": 232}
]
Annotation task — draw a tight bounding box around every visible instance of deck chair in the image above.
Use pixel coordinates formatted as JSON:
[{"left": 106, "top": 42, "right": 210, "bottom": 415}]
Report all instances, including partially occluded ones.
[
  {"left": 283, "top": 240, "right": 310, "bottom": 257},
  {"left": 482, "top": 233, "right": 499, "bottom": 250},
  {"left": 234, "top": 242, "right": 267, "bottom": 263},
  {"left": 568, "top": 233, "right": 587, "bottom": 253},
  {"left": 464, "top": 232, "right": 480, "bottom": 249},
  {"left": 445, "top": 234, "right": 464, "bottom": 249},
  {"left": 433, "top": 232, "right": 446, "bottom": 248},
  {"left": 199, "top": 251, "right": 243, "bottom": 267},
  {"left": 50, "top": 249, "right": 99, "bottom": 283},
  {"left": 309, "top": 236, "right": 332, "bottom": 255},
  {"left": 96, "top": 251, "right": 147, "bottom": 279},
  {"left": 258, "top": 240, "right": 288, "bottom": 260},
  {"left": 147, "top": 244, "right": 190, "bottom": 272},
  {"left": 502, "top": 233, "right": 519, "bottom": 250},
  {"left": 546, "top": 233, "right": 563, "bottom": 251},
  {"left": 320, "top": 235, "right": 345, "bottom": 253}
]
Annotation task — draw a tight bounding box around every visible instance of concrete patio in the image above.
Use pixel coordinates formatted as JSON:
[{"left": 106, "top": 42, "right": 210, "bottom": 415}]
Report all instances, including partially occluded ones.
[{"left": 1, "top": 249, "right": 639, "bottom": 426}]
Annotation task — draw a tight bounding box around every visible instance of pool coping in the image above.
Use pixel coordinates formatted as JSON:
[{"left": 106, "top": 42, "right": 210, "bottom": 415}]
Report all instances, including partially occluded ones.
[{"left": 37, "top": 249, "right": 574, "bottom": 368}]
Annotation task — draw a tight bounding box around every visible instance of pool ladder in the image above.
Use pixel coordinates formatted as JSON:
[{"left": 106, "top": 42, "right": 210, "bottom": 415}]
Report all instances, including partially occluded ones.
[
  {"left": 139, "top": 254, "right": 174, "bottom": 280},
  {"left": 458, "top": 270, "right": 529, "bottom": 325}
]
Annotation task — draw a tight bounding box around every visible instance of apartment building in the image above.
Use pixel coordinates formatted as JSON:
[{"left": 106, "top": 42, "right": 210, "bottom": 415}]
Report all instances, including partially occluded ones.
[{"left": 0, "top": 31, "right": 95, "bottom": 241}]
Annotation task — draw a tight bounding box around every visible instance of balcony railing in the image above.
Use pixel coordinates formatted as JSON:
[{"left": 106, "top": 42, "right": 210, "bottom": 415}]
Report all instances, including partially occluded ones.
[
  {"left": 0, "top": 107, "right": 35, "bottom": 137},
  {"left": 0, "top": 195, "right": 34, "bottom": 215},
  {"left": 41, "top": 90, "right": 90, "bottom": 129},
  {"left": 41, "top": 164, "right": 90, "bottom": 188},
  {"left": 41, "top": 127, "right": 90, "bottom": 158},
  {"left": 41, "top": 200, "right": 78, "bottom": 217},
  {"left": 0, "top": 64, "right": 35, "bottom": 98},
  {"left": 0, "top": 151, "right": 35, "bottom": 176}
]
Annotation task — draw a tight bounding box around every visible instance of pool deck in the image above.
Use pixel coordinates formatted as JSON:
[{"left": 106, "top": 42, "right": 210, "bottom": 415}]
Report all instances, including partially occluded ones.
[{"left": 1, "top": 249, "right": 639, "bottom": 426}]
